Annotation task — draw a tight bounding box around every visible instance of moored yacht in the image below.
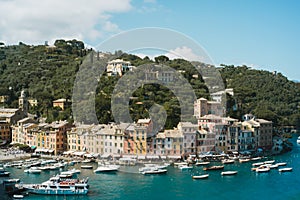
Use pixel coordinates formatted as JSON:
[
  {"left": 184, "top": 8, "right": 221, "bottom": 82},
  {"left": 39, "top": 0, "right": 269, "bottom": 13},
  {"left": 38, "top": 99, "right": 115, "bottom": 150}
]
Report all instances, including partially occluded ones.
[
  {"left": 0, "top": 168, "right": 10, "bottom": 177},
  {"left": 22, "top": 176, "right": 89, "bottom": 195},
  {"left": 297, "top": 136, "right": 300, "bottom": 144},
  {"left": 94, "top": 164, "right": 120, "bottom": 173}
]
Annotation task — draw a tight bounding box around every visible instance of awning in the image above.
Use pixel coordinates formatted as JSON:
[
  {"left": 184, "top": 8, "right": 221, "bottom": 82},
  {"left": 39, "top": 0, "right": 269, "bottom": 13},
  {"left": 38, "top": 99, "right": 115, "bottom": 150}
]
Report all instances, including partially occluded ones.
[
  {"left": 101, "top": 153, "right": 111, "bottom": 158},
  {"left": 84, "top": 154, "right": 93, "bottom": 158},
  {"left": 146, "top": 155, "right": 159, "bottom": 159},
  {"left": 72, "top": 151, "right": 86, "bottom": 156},
  {"left": 167, "top": 155, "right": 181, "bottom": 159},
  {"left": 137, "top": 155, "right": 146, "bottom": 160},
  {"left": 35, "top": 148, "right": 49, "bottom": 152},
  {"left": 48, "top": 150, "right": 54, "bottom": 153},
  {"left": 63, "top": 150, "right": 74, "bottom": 155},
  {"left": 92, "top": 153, "right": 100, "bottom": 157},
  {"left": 122, "top": 155, "right": 137, "bottom": 159}
]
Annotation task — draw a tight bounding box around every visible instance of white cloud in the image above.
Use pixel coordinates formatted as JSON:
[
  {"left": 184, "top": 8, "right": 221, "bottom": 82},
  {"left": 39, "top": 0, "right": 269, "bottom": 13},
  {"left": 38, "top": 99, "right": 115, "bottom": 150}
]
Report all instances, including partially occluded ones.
[
  {"left": 0, "top": 0, "right": 132, "bottom": 45},
  {"left": 165, "top": 46, "right": 204, "bottom": 61},
  {"left": 131, "top": 46, "right": 206, "bottom": 62}
]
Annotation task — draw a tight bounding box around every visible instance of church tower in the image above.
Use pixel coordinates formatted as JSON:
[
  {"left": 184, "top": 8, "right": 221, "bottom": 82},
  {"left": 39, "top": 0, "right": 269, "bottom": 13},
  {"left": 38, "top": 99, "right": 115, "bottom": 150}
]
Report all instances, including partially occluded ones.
[{"left": 19, "top": 90, "right": 28, "bottom": 114}]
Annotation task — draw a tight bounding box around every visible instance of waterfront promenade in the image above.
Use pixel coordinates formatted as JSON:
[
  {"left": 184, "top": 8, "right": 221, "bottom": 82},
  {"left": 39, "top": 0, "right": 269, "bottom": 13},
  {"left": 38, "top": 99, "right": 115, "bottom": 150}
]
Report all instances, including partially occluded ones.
[{"left": 0, "top": 149, "right": 31, "bottom": 162}]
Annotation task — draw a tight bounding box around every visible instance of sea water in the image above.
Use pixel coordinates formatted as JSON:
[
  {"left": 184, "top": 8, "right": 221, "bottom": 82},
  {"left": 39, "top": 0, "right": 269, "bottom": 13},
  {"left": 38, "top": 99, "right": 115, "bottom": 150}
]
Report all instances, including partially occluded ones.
[{"left": 1, "top": 134, "right": 300, "bottom": 200}]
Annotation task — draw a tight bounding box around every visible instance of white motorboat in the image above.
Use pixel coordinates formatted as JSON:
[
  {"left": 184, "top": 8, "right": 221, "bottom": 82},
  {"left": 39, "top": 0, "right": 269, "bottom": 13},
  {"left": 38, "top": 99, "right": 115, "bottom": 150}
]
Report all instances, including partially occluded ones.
[
  {"left": 13, "top": 194, "right": 24, "bottom": 199},
  {"left": 297, "top": 136, "right": 300, "bottom": 144},
  {"left": 192, "top": 174, "right": 209, "bottom": 179},
  {"left": 203, "top": 165, "right": 224, "bottom": 171},
  {"left": 264, "top": 160, "right": 275, "bottom": 164},
  {"left": 81, "top": 165, "right": 93, "bottom": 169},
  {"left": 222, "top": 159, "right": 235, "bottom": 164},
  {"left": 256, "top": 165, "right": 270, "bottom": 173},
  {"left": 94, "top": 164, "right": 120, "bottom": 173},
  {"left": 3, "top": 178, "right": 20, "bottom": 184},
  {"left": 178, "top": 165, "right": 193, "bottom": 170},
  {"left": 268, "top": 164, "right": 279, "bottom": 169},
  {"left": 239, "top": 158, "right": 251, "bottom": 163},
  {"left": 0, "top": 168, "right": 10, "bottom": 177},
  {"left": 276, "top": 162, "right": 287, "bottom": 166},
  {"left": 173, "top": 162, "right": 188, "bottom": 167},
  {"left": 252, "top": 162, "right": 264, "bottom": 167},
  {"left": 142, "top": 168, "right": 167, "bottom": 175},
  {"left": 221, "top": 171, "right": 238, "bottom": 176},
  {"left": 81, "top": 159, "right": 92, "bottom": 163},
  {"left": 251, "top": 157, "right": 262, "bottom": 161},
  {"left": 24, "top": 167, "right": 42, "bottom": 174},
  {"left": 61, "top": 168, "right": 81, "bottom": 175},
  {"left": 195, "top": 161, "right": 210, "bottom": 166},
  {"left": 22, "top": 175, "right": 89, "bottom": 195},
  {"left": 278, "top": 167, "right": 292, "bottom": 172}
]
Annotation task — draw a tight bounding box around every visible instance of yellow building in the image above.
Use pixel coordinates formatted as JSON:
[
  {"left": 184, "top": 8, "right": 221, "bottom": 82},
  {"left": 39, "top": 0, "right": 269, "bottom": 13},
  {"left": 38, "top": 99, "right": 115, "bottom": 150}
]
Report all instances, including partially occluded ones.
[
  {"left": 13, "top": 121, "right": 71, "bottom": 155},
  {"left": 0, "top": 120, "right": 11, "bottom": 143},
  {"left": 53, "top": 98, "right": 69, "bottom": 110}
]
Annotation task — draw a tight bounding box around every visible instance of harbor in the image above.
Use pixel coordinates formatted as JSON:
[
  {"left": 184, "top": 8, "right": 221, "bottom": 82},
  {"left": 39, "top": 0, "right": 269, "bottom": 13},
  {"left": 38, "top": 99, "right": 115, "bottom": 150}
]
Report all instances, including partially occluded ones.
[{"left": 0, "top": 134, "right": 299, "bottom": 200}]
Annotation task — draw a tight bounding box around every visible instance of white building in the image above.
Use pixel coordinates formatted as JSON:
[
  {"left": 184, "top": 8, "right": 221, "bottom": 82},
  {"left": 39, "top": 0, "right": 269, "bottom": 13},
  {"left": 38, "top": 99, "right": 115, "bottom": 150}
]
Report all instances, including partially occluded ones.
[{"left": 106, "top": 59, "right": 134, "bottom": 76}]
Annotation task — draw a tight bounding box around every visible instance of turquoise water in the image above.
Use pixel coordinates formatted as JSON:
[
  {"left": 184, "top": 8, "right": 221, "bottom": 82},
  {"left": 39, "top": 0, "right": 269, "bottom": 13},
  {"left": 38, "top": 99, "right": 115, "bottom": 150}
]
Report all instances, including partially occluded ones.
[{"left": 1, "top": 135, "right": 300, "bottom": 200}]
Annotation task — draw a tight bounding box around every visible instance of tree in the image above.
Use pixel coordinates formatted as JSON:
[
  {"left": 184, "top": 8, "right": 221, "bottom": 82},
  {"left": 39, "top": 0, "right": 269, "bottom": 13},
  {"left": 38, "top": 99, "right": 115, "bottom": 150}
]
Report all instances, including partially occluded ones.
[{"left": 154, "top": 55, "right": 169, "bottom": 64}]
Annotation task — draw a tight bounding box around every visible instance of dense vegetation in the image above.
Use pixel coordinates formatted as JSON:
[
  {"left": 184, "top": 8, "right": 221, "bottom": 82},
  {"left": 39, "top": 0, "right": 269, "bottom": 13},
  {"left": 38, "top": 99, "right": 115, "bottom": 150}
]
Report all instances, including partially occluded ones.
[
  {"left": 0, "top": 41, "right": 299, "bottom": 130},
  {"left": 220, "top": 65, "right": 300, "bottom": 128},
  {"left": 0, "top": 40, "right": 90, "bottom": 122}
]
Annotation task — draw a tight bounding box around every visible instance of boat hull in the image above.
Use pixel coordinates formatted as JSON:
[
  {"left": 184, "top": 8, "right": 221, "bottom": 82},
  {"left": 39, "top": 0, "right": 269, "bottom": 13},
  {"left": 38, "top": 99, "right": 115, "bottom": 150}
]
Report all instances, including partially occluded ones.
[
  {"left": 192, "top": 174, "right": 209, "bottom": 179},
  {"left": 25, "top": 188, "right": 88, "bottom": 195}
]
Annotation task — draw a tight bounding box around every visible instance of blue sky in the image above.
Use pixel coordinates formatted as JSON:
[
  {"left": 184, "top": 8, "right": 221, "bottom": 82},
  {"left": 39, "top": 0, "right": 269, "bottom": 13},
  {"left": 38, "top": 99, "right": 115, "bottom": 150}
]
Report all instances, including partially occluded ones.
[
  {"left": 0, "top": 0, "right": 299, "bottom": 81},
  {"left": 110, "top": 0, "right": 300, "bottom": 81}
]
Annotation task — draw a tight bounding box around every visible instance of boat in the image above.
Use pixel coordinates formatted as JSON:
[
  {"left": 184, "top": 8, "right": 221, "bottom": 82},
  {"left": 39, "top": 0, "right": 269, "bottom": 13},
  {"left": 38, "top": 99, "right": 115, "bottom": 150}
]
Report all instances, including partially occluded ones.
[
  {"left": 61, "top": 168, "right": 81, "bottom": 175},
  {"left": 22, "top": 176, "right": 89, "bottom": 195},
  {"left": 297, "top": 136, "right": 300, "bottom": 144},
  {"left": 276, "top": 162, "right": 287, "bottom": 166},
  {"left": 13, "top": 194, "right": 24, "bottom": 199},
  {"left": 94, "top": 164, "right": 120, "bottom": 173},
  {"left": 252, "top": 162, "right": 264, "bottom": 167},
  {"left": 222, "top": 159, "right": 235, "bottom": 164},
  {"left": 0, "top": 168, "right": 10, "bottom": 177},
  {"left": 173, "top": 162, "right": 188, "bottom": 167},
  {"left": 251, "top": 157, "right": 262, "bottom": 161},
  {"left": 178, "top": 165, "right": 193, "bottom": 170},
  {"left": 195, "top": 161, "right": 210, "bottom": 166},
  {"left": 268, "top": 164, "right": 279, "bottom": 169},
  {"left": 58, "top": 173, "right": 73, "bottom": 178},
  {"left": 192, "top": 174, "right": 209, "bottom": 179},
  {"left": 256, "top": 165, "right": 270, "bottom": 173},
  {"left": 81, "top": 159, "right": 92, "bottom": 163},
  {"left": 239, "top": 158, "right": 251, "bottom": 163},
  {"left": 278, "top": 167, "right": 292, "bottom": 172},
  {"left": 142, "top": 168, "right": 167, "bottom": 175},
  {"left": 3, "top": 179, "right": 20, "bottom": 184},
  {"left": 24, "top": 167, "right": 42, "bottom": 174},
  {"left": 81, "top": 165, "right": 93, "bottom": 169},
  {"left": 221, "top": 171, "right": 238, "bottom": 176},
  {"left": 203, "top": 166, "right": 224, "bottom": 171},
  {"left": 264, "top": 160, "right": 275, "bottom": 164}
]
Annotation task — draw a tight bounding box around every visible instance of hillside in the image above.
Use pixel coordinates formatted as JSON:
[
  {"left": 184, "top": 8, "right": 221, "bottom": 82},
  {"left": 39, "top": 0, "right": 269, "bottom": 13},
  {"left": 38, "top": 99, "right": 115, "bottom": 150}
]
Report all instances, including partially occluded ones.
[
  {"left": 220, "top": 65, "right": 300, "bottom": 128},
  {"left": 0, "top": 42, "right": 299, "bottom": 129}
]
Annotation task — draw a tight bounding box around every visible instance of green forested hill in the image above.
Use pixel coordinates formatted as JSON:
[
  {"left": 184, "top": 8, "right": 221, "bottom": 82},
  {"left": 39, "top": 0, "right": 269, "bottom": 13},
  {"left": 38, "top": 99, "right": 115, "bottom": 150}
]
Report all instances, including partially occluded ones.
[
  {"left": 220, "top": 65, "right": 300, "bottom": 127},
  {"left": 0, "top": 40, "right": 90, "bottom": 121},
  {"left": 0, "top": 42, "right": 299, "bottom": 129}
]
